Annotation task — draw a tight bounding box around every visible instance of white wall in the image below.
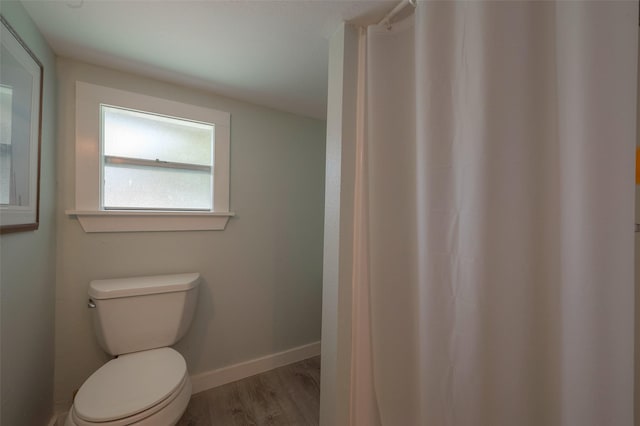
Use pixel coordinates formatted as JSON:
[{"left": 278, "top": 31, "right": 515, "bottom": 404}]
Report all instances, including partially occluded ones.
[
  {"left": 0, "top": 2, "right": 57, "bottom": 424},
  {"left": 54, "top": 58, "right": 326, "bottom": 410},
  {"left": 320, "top": 23, "right": 359, "bottom": 426}
]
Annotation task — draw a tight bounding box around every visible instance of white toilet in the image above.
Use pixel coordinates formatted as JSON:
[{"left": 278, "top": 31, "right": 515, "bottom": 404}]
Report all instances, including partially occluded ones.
[{"left": 65, "top": 273, "right": 200, "bottom": 426}]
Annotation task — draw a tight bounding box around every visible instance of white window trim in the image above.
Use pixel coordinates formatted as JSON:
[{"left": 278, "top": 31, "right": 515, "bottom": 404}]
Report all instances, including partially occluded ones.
[{"left": 66, "top": 81, "right": 234, "bottom": 232}]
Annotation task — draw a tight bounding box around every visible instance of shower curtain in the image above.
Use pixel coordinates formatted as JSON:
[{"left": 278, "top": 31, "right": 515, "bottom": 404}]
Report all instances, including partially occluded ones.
[{"left": 353, "top": 2, "right": 638, "bottom": 425}]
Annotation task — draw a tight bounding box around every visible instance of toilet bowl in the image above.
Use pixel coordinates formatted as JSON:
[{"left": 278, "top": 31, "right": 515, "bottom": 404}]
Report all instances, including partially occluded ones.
[
  {"left": 65, "top": 273, "right": 200, "bottom": 426},
  {"left": 65, "top": 348, "right": 191, "bottom": 426}
]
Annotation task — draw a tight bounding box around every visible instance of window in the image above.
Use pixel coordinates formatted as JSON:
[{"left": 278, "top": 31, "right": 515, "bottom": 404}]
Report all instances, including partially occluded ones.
[
  {"left": 68, "top": 82, "right": 233, "bottom": 232},
  {"left": 101, "top": 106, "right": 214, "bottom": 210},
  {"left": 0, "top": 85, "right": 13, "bottom": 205}
]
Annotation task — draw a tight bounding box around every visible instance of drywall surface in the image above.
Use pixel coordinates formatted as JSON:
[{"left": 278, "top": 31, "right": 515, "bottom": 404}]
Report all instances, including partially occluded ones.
[
  {"left": 320, "top": 23, "right": 359, "bottom": 426},
  {"left": 54, "top": 58, "right": 325, "bottom": 409},
  {"left": 0, "top": 2, "right": 57, "bottom": 425}
]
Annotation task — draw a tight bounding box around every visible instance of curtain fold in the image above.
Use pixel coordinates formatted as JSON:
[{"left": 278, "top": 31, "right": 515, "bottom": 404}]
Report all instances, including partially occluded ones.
[{"left": 360, "top": 2, "right": 637, "bottom": 425}]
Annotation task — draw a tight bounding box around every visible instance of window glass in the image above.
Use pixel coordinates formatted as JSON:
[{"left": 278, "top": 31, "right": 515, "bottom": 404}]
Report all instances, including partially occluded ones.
[
  {"left": 0, "top": 85, "right": 13, "bottom": 205},
  {"left": 103, "top": 164, "right": 212, "bottom": 210},
  {"left": 0, "top": 60, "right": 33, "bottom": 207},
  {"left": 102, "top": 106, "right": 213, "bottom": 166},
  {"left": 101, "top": 105, "right": 214, "bottom": 210}
]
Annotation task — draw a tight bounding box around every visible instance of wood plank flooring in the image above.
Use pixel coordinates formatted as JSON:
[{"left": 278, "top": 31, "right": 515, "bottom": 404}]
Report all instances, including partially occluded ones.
[{"left": 177, "top": 356, "right": 320, "bottom": 426}]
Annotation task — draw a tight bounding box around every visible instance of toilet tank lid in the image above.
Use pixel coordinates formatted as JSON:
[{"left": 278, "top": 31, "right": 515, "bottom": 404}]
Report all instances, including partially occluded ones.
[{"left": 89, "top": 273, "right": 200, "bottom": 299}]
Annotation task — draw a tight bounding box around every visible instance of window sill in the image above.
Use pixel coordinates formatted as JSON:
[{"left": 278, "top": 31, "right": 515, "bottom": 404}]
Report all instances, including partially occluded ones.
[{"left": 65, "top": 210, "right": 235, "bottom": 233}]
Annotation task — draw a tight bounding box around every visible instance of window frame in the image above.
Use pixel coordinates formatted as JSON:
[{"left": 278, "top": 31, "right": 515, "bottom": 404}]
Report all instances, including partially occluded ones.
[{"left": 67, "top": 81, "right": 234, "bottom": 232}]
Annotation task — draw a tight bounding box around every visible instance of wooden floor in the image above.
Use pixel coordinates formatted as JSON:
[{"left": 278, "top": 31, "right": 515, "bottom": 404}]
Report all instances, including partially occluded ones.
[{"left": 177, "top": 356, "right": 320, "bottom": 426}]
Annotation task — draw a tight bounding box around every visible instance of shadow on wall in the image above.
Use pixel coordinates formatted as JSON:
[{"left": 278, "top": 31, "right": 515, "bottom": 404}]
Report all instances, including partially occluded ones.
[{"left": 174, "top": 276, "right": 215, "bottom": 369}]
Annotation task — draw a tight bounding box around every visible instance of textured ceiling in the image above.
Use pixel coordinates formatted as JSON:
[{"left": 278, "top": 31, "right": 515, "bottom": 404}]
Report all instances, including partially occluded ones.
[{"left": 21, "top": 0, "right": 395, "bottom": 119}]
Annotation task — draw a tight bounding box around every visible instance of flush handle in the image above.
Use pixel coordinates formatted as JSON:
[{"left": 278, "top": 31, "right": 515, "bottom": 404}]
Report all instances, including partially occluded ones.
[{"left": 88, "top": 299, "right": 96, "bottom": 309}]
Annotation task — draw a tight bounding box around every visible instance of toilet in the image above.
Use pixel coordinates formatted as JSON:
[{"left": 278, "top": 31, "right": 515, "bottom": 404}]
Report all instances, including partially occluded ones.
[{"left": 65, "top": 273, "right": 200, "bottom": 426}]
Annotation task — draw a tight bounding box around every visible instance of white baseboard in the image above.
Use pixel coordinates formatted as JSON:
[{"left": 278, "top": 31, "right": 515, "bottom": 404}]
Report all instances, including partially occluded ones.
[{"left": 190, "top": 341, "right": 320, "bottom": 395}]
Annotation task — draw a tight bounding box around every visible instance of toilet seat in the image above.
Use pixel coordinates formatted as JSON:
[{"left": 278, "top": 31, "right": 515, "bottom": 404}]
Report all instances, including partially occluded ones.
[{"left": 66, "top": 348, "right": 191, "bottom": 426}]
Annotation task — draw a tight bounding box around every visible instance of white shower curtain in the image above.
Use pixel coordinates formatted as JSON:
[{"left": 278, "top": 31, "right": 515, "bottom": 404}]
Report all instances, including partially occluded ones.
[{"left": 354, "top": 2, "right": 638, "bottom": 425}]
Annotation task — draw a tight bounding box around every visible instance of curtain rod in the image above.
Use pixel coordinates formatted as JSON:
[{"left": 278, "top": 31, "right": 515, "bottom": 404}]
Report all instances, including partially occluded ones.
[{"left": 378, "top": 0, "right": 417, "bottom": 28}]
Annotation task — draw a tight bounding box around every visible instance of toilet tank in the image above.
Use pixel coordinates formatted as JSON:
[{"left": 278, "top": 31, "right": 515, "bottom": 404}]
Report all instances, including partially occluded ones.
[{"left": 88, "top": 273, "right": 200, "bottom": 356}]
